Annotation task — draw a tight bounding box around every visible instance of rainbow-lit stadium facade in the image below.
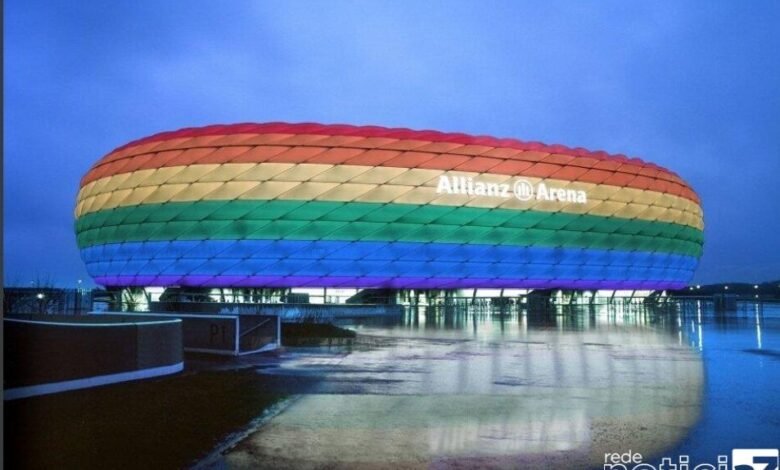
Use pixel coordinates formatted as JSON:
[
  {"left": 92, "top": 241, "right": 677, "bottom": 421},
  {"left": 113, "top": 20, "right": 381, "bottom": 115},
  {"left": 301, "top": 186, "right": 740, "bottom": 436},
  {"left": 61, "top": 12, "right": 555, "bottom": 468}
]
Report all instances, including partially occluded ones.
[{"left": 76, "top": 123, "right": 703, "bottom": 291}]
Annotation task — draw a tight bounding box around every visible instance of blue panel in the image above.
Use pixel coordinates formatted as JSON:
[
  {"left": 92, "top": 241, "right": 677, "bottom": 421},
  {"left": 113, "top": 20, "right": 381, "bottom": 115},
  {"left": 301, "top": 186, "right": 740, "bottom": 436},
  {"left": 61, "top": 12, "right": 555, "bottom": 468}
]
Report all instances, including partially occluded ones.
[{"left": 82, "top": 239, "right": 700, "bottom": 285}]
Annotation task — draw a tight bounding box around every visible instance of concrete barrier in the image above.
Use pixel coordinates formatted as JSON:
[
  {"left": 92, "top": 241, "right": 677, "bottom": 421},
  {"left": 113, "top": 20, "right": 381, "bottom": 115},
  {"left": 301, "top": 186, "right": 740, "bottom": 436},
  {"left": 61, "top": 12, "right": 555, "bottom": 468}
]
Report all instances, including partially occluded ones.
[
  {"left": 149, "top": 301, "right": 404, "bottom": 321},
  {"left": 4, "top": 315, "right": 183, "bottom": 400},
  {"left": 96, "top": 312, "right": 280, "bottom": 356}
]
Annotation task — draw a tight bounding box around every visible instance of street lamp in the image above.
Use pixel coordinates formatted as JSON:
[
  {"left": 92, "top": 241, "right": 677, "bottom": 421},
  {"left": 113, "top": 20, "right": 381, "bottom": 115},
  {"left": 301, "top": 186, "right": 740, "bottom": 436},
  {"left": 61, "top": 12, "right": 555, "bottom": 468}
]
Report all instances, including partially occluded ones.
[
  {"left": 76, "top": 279, "right": 84, "bottom": 315},
  {"left": 36, "top": 292, "right": 46, "bottom": 314}
]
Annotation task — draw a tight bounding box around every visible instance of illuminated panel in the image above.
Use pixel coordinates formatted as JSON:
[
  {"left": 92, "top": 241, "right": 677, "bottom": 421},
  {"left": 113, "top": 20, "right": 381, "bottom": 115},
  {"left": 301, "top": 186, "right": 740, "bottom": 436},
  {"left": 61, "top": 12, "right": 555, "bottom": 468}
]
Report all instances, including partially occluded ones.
[{"left": 75, "top": 123, "right": 704, "bottom": 290}]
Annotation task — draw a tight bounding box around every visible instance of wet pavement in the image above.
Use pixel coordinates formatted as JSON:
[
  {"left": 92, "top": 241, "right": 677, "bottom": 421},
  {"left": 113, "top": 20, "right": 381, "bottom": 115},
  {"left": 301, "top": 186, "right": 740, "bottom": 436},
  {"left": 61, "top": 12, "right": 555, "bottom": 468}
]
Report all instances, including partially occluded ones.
[
  {"left": 213, "top": 308, "right": 705, "bottom": 469},
  {"left": 8, "top": 302, "right": 777, "bottom": 469}
]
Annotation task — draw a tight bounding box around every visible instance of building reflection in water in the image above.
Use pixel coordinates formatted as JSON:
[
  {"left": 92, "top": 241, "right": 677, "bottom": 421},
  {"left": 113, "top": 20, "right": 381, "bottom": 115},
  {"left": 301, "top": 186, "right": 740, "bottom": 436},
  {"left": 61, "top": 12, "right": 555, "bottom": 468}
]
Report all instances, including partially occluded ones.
[
  {"left": 678, "top": 300, "right": 769, "bottom": 352},
  {"left": 227, "top": 305, "right": 706, "bottom": 469}
]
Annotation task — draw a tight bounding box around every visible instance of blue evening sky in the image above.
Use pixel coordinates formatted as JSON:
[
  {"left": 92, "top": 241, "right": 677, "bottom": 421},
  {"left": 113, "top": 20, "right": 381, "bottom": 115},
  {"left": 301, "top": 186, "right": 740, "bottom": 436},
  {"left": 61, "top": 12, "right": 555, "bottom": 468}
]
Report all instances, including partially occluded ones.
[{"left": 4, "top": 1, "right": 779, "bottom": 287}]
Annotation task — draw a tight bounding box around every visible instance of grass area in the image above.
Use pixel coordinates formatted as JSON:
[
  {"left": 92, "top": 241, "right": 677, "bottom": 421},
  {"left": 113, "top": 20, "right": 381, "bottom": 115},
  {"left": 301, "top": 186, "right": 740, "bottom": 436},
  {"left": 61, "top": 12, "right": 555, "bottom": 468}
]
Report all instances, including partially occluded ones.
[{"left": 4, "top": 369, "right": 285, "bottom": 470}]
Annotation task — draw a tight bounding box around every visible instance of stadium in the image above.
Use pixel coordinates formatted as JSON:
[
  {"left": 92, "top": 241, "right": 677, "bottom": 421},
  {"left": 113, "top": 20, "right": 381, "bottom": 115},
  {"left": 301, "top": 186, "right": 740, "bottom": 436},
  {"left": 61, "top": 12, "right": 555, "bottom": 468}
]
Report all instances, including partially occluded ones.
[{"left": 75, "top": 122, "right": 703, "bottom": 307}]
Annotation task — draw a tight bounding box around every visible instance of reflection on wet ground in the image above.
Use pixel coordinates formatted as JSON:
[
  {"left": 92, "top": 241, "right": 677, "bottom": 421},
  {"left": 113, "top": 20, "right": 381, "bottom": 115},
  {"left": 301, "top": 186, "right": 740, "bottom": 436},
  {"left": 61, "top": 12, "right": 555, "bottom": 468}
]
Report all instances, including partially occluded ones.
[
  {"left": 652, "top": 302, "right": 780, "bottom": 463},
  {"left": 218, "top": 307, "right": 705, "bottom": 469},
  {"left": 7, "top": 303, "right": 776, "bottom": 469}
]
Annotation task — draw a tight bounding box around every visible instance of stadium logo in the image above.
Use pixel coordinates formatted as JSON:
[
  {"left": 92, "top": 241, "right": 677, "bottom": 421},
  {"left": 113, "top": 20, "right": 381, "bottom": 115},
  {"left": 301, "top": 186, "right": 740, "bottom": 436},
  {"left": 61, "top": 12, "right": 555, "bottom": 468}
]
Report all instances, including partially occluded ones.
[
  {"left": 733, "top": 449, "right": 779, "bottom": 470},
  {"left": 436, "top": 175, "right": 587, "bottom": 204},
  {"left": 602, "top": 448, "right": 779, "bottom": 470}
]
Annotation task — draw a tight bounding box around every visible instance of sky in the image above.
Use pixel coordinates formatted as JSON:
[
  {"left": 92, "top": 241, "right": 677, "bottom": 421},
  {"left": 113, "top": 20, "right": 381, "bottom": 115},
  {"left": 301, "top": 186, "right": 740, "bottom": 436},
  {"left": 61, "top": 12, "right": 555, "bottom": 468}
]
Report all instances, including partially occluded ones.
[{"left": 4, "top": 0, "right": 780, "bottom": 287}]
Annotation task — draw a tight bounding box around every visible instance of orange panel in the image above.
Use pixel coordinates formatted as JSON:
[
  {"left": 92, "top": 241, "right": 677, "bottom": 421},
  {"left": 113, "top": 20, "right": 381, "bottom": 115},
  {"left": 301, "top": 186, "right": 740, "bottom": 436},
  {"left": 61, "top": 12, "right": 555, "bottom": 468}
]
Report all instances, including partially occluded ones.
[
  {"left": 631, "top": 176, "right": 655, "bottom": 190},
  {"left": 259, "top": 146, "right": 324, "bottom": 163},
  {"left": 602, "top": 172, "right": 637, "bottom": 187},
  {"left": 306, "top": 147, "right": 367, "bottom": 164},
  {"left": 550, "top": 165, "right": 589, "bottom": 181},
  {"left": 197, "top": 146, "right": 255, "bottom": 164},
  {"left": 517, "top": 151, "right": 551, "bottom": 163},
  {"left": 545, "top": 154, "right": 576, "bottom": 165},
  {"left": 448, "top": 145, "right": 493, "bottom": 156},
  {"left": 453, "top": 156, "right": 503, "bottom": 173},
  {"left": 488, "top": 160, "right": 535, "bottom": 175},
  {"left": 230, "top": 146, "right": 291, "bottom": 163},
  {"left": 524, "top": 162, "right": 564, "bottom": 179},
  {"left": 581, "top": 169, "right": 613, "bottom": 184},
  {"left": 81, "top": 126, "right": 701, "bottom": 206},
  {"left": 343, "top": 149, "right": 401, "bottom": 166},
  {"left": 415, "top": 154, "right": 472, "bottom": 171},
  {"left": 414, "top": 141, "right": 467, "bottom": 153},
  {"left": 383, "top": 151, "right": 437, "bottom": 168},
  {"left": 377, "top": 139, "right": 430, "bottom": 151},
  {"left": 481, "top": 147, "right": 524, "bottom": 159},
  {"left": 592, "top": 160, "right": 624, "bottom": 172},
  {"left": 165, "top": 148, "right": 219, "bottom": 167}
]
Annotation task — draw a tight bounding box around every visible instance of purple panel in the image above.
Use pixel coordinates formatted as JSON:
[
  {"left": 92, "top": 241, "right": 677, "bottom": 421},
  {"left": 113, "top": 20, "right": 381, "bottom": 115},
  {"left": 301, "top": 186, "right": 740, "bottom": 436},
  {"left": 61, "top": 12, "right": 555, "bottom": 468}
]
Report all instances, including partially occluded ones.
[{"left": 93, "top": 275, "right": 685, "bottom": 291}]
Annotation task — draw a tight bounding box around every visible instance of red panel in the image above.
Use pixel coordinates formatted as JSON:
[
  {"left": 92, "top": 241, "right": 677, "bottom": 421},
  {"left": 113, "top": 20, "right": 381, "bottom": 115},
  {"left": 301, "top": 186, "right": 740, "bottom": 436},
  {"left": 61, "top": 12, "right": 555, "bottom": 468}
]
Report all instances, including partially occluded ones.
[{"left": 81, "top": 122, "right": 701, "bottom": 204}]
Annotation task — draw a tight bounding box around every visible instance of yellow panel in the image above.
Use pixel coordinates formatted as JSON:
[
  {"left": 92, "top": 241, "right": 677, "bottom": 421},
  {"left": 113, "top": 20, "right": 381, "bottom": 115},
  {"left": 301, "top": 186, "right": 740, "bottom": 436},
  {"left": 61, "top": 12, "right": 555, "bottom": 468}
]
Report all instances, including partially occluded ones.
[
  {"left": 76, "top": 184, "right": 94, "bottom": 203},
  {"left": 527, "top": 199, "right": 564, "bottom": 213},
  {"left": 310, "top": 165, "right": 371, "bottom": 183},
  {"left": 588, "top": 185, "right": 621, "bottom": 202},
  {"left": 143, "top": 183, "right": 190, "bottom": 204},
  {"left": 387, "top": 169, "right": 443, "bottom": 186},
  {"left": 233, "top": 163, "right": 295, "bottom": 182},
  {"left": 199, "top": 181, "right": 260, "bottom": 200},
  {"left": 611, "top": 203, "right": 647, "bottom": 219},
  {"left": 169, "top": 182, "right": 225, "bottom": 202},
  {"left": 429, "top": 193, "right": 473, "bottom": 207},
  {"left": 277, "top": 182, "right": 340, "bottom": 201},
  {"left": 355, "top": 185, "right": 414, "bottom": 202},
  {"left": 198, "top": 163, "right": 257, "bottom": 182},
  {"left": 166, "top": 164, "right": 221, "bottom": 184},
  {"left": 102, "top": 189, "right": 134, "bottom": 210},
  {"left": 76, "top": 163, "right": 704, "bottom": 230},
  {"left": 238, "top": 181, "right": 300, "bottom": 200},
  {"left": 81, "top": 194, "right": 103, "bottom": 215},
  {"left": 349, "top": 166, "right": 407, "bottom": 184},
  {"left": 140, "top": 166, "right": 189, "bottom": 187},
  {"left": 115, "top": 169, "right": 158, "bottom": 191},
  {"left": 274, "top": 163, "right": 333, "bottom": 182},
  {"left": 664, "top": 209, "right": 684, "bottom": 225},
  {"left": 634, "top": 205, "right": 666, "bottom": 222},
  {"left": 100, "top": 172, "right": 134, "bottom": 193},
  {"left": 315, "top": 183, "right": 378, "bottom": 201},
  {"left": 82, "top": 179, "right": 105, "bottom": 199},
  {"left": 391, "top": 187, "right": 439, "bottom": 205},
  {"left": 468, "top": 195, "right": 505, "bottom": 209},
  {"left": 126, "top": 186, "right": 160, "bottom": 208}
]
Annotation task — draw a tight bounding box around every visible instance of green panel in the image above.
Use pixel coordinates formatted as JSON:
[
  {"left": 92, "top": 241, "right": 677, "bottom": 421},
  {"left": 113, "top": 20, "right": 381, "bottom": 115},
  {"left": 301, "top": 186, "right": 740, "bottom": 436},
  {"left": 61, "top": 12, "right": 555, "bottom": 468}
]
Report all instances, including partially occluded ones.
[
  {"left": 283, "top": 201, "right": 344, "bottom": 221},
  {"left": 290, "top": 220, "right": 350, "bottom": 239},
  {"left": 246, "top": 200, "right": 305, "bottom": 220},
  {"left": 359, "top": 203, "right": 419, "bottom": 223},
  {"left": 76, "top": 199, "right": 703, "bottom": 256},
  {"left": 396, "top": 205, "right": 455, "bottom": 224}
]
